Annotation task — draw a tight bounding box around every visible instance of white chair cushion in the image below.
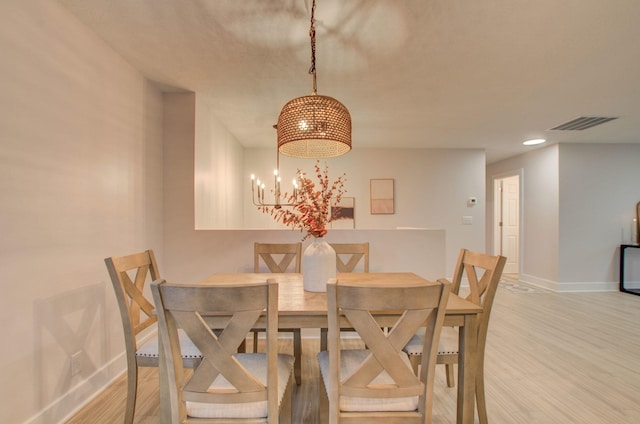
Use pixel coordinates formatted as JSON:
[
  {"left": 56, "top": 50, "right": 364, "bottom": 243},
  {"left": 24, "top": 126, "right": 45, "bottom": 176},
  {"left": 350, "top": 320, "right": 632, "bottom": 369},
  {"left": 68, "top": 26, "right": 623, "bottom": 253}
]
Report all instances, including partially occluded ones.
[
  {"left": 317, "top": 349, "right": 418, "bottom": 412},
  {"left": 404, "top": 326, "right": 459, "bottom": 356},
  {"left": 187, "top": 353, "right": 295, "bottom": 419},
  {"left": 136, "top": 329, "right": 202, "bottom": 359}
]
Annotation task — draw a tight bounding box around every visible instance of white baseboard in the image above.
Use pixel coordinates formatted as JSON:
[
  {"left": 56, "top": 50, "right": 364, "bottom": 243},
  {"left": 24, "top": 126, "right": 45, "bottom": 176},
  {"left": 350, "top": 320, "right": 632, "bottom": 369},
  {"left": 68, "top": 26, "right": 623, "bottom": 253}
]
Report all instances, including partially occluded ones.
[
  {"left": 555, "top": 281, "right": 618, "bottom": 292},
  {"left": 23, "top": 330, "right": 157, "bottom": 424},
  {"left": 23, "top": 353, "right": 127, "bottom": 424},
  {"left": 519, "top": 273, "right": 619, "bottom": 292},
  {"left": 518, "top": 274, "right": 558, "bottom": 291}
]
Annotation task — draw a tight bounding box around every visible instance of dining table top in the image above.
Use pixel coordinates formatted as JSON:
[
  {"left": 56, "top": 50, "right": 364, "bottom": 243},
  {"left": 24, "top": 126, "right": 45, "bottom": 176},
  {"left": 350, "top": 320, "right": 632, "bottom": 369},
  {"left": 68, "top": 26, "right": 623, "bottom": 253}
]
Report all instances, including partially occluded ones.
[{"left": 198, "top": 272, "right": 482, "bottom": 320}]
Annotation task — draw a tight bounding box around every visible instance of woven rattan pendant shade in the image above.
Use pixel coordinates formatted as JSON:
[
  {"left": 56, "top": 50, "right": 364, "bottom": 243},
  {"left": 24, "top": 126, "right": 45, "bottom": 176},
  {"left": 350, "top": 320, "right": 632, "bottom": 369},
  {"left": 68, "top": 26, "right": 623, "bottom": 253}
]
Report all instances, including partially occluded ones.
[{"left": 277, "top": 93, "right": 351, "bottom": 158}]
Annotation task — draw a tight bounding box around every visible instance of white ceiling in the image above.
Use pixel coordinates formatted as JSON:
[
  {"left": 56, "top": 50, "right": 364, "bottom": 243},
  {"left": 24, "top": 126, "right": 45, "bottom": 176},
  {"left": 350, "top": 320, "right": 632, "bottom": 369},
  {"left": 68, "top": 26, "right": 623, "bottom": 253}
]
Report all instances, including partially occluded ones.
[{"left": 58, "top": 0, "right": 640, "bottom": 163}]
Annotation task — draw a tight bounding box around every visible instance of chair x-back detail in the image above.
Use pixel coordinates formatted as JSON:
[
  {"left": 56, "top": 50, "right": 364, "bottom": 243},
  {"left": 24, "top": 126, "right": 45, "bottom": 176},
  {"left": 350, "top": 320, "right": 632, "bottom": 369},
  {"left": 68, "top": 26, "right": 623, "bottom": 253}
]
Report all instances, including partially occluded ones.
[
  {"left": 321, "top": 243, "right": 370, "bottom": 351},
  {"left": 319, "top": 278, "right": 450, "bottom": 423},
  {"left": 253, "top": 242, "right": 302, "bottom": 385},
  {"left": 330, "top": 243, "right": 369, "bottom": 273},
  {"left": 403, "top": 249, "right": 506, "bottom": 424},
  {"left": 105, "top": 250, "right": 201, "bottom": 424},
  {"left": 151, "top": 279, "right": 294, "bottom": 423},
  {"left": 254, "top": 242, "right": 302, "bottom": 273}
]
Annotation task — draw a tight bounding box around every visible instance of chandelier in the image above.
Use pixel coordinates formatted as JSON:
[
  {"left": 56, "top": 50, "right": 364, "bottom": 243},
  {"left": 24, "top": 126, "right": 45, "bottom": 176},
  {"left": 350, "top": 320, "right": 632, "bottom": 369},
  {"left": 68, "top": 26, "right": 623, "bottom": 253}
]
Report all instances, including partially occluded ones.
[
  {"left": 251, "top": 0, "right": 351, "bottom": 208},
  {"left": 250, "top": 147, "right": 298, "bottom": 208},
  {"left": 277, "top": 0, "right": 352, "bottom": 158}
]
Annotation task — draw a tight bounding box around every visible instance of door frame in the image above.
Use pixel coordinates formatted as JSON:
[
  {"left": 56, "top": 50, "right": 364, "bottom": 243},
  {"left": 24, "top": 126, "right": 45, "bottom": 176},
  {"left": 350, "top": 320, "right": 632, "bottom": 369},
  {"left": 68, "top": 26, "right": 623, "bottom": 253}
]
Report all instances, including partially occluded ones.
[{"left": 491, "top": 169, "right": 524, "bottom": 276}]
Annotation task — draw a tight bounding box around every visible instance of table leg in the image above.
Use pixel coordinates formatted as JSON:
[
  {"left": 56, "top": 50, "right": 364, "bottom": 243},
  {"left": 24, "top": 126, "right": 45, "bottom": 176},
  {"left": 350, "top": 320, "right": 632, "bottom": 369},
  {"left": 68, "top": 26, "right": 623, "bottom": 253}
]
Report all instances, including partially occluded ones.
[{"left": 457, "top": 314, "right": 478, "bottom": 424}]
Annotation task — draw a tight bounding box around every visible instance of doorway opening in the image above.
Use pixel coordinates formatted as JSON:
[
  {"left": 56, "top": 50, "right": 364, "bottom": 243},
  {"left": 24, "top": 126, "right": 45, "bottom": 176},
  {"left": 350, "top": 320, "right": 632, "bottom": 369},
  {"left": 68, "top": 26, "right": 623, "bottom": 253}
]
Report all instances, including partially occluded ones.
[{"left": 493, "top": 172, "right": 521, "bottom": 278}]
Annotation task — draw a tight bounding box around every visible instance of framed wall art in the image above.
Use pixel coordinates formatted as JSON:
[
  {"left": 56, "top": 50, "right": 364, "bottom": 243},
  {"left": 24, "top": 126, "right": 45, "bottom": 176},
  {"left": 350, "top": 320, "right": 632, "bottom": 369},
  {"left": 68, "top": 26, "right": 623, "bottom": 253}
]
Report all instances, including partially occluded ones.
[
  {"left": 370, "top": 179, "right": 394, "bottom": 214},
  {"left": 330, "top": 197, "right": 355, "bottom": 229}
]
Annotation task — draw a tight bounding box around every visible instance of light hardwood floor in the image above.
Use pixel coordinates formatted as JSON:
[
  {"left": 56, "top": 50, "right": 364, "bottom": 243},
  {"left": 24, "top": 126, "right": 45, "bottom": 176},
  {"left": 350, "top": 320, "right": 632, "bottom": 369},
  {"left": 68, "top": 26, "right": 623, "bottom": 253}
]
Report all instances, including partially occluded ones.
[{"left": 67, "top": 282, "right": 640, "bottom": 423}]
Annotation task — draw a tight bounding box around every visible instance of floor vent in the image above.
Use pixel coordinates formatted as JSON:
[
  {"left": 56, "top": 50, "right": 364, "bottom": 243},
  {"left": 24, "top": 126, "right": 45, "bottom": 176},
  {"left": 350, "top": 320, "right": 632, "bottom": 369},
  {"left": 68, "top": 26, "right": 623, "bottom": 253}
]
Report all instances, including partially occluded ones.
[{"left": 549, "top": 116, "right": 617, "bottom": 131}]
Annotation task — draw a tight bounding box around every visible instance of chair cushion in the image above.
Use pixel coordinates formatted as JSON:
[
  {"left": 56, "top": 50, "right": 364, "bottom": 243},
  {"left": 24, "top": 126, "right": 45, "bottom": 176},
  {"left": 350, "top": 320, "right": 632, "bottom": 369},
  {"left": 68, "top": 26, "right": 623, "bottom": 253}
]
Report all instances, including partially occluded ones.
[
  {"left": 403, "top": 326, "right": 459, "bottom": 356},
  {"left": 136, "top": 329, "right": 202, "bottom": 359},
  {"left": 317, "top": 349, "right": 418, "bottom": 412},
  {"left": 187, "top": 353, "right": 295, "bottom": 419}
]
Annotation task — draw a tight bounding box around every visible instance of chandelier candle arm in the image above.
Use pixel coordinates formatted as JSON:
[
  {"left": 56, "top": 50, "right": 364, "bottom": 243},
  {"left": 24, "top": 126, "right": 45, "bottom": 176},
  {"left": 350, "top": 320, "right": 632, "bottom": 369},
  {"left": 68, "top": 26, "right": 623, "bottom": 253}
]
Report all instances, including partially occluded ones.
[
  {"left": 250, "top": 173, "right": 298, "bottom": 208},
  {"left": 257, "top": 161, "right": 347, "bottom": 241},
  {"left": 274, "top": 169, "right": 281, "bottom": 205}
]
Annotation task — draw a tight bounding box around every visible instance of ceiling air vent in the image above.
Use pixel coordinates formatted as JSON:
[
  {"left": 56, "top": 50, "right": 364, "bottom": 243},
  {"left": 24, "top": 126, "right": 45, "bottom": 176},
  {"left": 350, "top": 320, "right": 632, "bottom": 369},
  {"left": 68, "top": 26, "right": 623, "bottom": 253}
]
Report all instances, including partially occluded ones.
[{"left": 549, "top": 116, "right": 618, "bottom": 131}]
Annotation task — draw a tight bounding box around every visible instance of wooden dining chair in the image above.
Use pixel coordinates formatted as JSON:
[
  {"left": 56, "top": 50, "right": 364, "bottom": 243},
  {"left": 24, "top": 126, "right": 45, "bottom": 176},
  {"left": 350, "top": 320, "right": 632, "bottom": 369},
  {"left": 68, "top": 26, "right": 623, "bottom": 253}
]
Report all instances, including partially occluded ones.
[
  {"left": 434, "top": 248, "right": 470, "bottom": 385},
  {"left": 321, "top": 243, "right": 370, "bottom": 350},
  {"left": 318, "top": 277, "right": 450, "bottom": 423},
  {"left": 330, "top": 242, "right": 369, "bottom": 272},
  {"left": 405, "top": 248, "right": 469, "bottom": 384},
  {"left": 105, "top": 250, "right": 202, "bottom": 424},
  {"left": 254, "top": 242, "right": 302, "bottom": 273},
  {"left": 253, "top": 242, "right": 302, "bottom": 385},
  {"left": 151, "top": 278, "right": 294, "bottom": 423},
  {"left": 403, "top": 249, "right": 506, "bottom": 424}
]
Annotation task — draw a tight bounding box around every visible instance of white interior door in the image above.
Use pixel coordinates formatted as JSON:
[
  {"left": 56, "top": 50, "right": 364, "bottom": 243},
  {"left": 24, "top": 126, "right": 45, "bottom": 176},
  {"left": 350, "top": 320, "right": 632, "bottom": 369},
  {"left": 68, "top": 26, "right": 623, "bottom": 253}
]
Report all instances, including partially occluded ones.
[{"left": 499, "top": 175, "right": 520, "bottom": 274}]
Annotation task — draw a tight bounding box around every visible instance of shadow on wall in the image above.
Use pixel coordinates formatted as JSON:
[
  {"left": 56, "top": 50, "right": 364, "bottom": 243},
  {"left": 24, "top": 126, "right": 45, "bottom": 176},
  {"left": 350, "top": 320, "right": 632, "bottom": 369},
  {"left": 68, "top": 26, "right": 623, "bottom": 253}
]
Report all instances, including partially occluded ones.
[{"left": 34, "top": 282, "right": 108, "bottom": 422}]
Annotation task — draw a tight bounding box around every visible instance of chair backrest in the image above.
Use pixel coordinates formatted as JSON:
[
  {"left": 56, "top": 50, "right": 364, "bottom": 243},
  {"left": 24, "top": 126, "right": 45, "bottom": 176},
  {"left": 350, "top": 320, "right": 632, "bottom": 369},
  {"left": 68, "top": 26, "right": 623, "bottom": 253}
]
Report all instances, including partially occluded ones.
[
  {"left": 254, "top": 242, "right": 302, "bottom": 273},
  {"left": 330, "top": 242, "right": 369, "bottom": 272},
  {"left": 151, "top": 278, "right": 280, "bottom": 422},
  {"left": 446, "top": 248, "right": 468, "bottom": 295},
  {"left": 105, "top": 250, "right": 160, "bottom": 355},
  {"left": 325, "top": 277, "right": 450, "bottom": 421},
  {"left": 441, "top": 249, "right": 506, "bottom": 344}
]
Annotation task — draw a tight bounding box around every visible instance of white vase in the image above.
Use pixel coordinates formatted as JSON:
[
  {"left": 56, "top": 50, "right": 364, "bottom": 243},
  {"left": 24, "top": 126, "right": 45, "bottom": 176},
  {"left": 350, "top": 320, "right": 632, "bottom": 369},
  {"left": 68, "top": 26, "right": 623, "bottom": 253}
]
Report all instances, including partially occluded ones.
[{"left": 303, "top": 237, "right": 336, "bottom": 292}]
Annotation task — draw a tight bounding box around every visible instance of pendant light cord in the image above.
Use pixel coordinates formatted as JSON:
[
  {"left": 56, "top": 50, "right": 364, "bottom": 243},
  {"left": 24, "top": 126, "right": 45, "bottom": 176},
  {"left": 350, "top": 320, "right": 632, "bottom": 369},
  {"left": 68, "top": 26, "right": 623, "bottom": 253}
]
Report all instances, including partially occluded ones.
[
  {"left": 309, "top": 0, "right": 317, "bottom": 95},
  {"left": 275, "top": 0, "right": 351, "bottom": 159}
]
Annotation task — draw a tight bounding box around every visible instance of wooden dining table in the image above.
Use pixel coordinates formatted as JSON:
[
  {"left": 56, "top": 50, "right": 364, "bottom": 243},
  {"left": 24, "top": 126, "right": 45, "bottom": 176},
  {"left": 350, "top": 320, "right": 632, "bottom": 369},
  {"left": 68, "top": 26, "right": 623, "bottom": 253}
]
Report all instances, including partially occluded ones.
[{"left": 159, "top": 272, "right": 482, "bottom": 424}]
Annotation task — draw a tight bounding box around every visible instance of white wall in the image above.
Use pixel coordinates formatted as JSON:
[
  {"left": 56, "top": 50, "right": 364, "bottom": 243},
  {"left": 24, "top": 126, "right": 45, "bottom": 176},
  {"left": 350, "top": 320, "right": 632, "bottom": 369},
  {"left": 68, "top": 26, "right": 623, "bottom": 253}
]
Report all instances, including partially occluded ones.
[
  {"left": 164, "top": 103, "right": 451, "bottom": 282},
  {"left": 488, "top": 143, "right": 640, "bottom": 292},
  {"left": 0, "top": 1, "right": 165, "bottom": 422},
  {"left": 558, "top": 143, "right": 640, "bottom": 290},
  {"left": 487, "top": 145, "right": 560, "bottom": 289},
  {"left": 242, "top": 148, "right": 486, "bottom": 274},
  {"left": 194, "top": 96, "right": 245, "bottom": 229}
]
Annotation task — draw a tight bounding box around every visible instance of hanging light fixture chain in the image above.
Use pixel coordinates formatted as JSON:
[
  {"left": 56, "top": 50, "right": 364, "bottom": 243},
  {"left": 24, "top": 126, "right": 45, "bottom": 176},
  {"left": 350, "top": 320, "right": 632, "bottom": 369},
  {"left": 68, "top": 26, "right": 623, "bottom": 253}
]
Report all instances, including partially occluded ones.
[
  {"left": 274, "top": 0, "right": 351, "bottom": 159},
  {"left": 253, "top": 0, "right": 351, "bottom": 208},
  {"left": 309, "top": 0, "right": 317, "bottom": 94}
]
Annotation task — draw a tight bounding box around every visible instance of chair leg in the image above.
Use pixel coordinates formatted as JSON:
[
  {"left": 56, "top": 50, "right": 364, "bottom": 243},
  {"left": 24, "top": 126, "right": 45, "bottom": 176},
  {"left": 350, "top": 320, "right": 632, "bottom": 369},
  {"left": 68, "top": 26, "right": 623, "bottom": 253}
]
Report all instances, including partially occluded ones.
[
  {"left": 124, "top": 364, "right": 137, "bottom": 424},
  {"left": 280, "top": 374, "right": 293, "bottom": 424},
  {"left": 476, "top": 362, "right": 488, "bottom": 424},
  {"left": 293, "top": 329, "right": 302, "bottom": 385},
  {"left": 319, "top": 372, "right": 329, "bottom": 424},
  {"left": 445, "top": 363, "right": 455, "bottom": 387},
  {"left": 320, "top": 328, "right": 328, "bottom": 351},
  {"left": 253, "top": 330, "right": 259, "bottom": 353}
]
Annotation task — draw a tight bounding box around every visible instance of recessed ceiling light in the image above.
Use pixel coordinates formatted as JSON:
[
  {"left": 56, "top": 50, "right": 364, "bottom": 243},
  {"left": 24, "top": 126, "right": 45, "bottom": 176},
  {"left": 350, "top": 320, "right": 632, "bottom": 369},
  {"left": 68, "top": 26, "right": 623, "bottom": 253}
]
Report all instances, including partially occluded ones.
[{"left": 523, "top": 138, "right": 546, "bottom": 146}]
